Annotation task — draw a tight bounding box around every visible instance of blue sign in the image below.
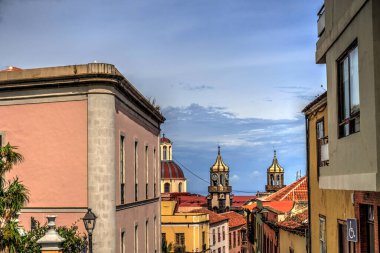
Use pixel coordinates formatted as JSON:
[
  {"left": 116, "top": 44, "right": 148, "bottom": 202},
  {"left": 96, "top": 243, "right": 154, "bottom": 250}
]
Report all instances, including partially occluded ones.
[{"left": 347, "top": 218, "right": 357, "bottom": 242}]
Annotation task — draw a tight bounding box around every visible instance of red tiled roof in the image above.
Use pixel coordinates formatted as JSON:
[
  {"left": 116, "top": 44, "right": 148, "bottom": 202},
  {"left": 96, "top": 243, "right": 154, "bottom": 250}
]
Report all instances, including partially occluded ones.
[
  {"left": 232, "top": 196, "right": 256, "bottom": 207},
  {"left": 221, "top": 211, "right": 246, "bottom": 228},
  {"left": 178, "top": 195, "right": 208, "bottom": 207},
  {"left": 278, "top": 209, "right": 308, "bottom": 234},
  {"left": 0, "top": 66, "right": 23, "bottom": 72},
  {"left": 265, "top": 200, "right": 294, "bottom": 213},
  {"left": 160, "top": 137, "right": 172, "bottom": 144},
  {"left": 190, "top": 208, "right": 228, "bottom": 224},
  {"left": 265, "top": 176, "right": 308, "bottom": 202},
  {"left": 243, "top": 200, "right": 294, "bottom": 213},
  {"left": 161, "top": 160, "right": 185, "bottom": 179}
]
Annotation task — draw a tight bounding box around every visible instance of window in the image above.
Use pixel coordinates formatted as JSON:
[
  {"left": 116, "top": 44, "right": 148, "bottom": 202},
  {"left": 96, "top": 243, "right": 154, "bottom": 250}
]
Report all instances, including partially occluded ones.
[
  {"left": 154, "top": 217, "right": 157, "bottom": 253},
  {"left": 338, "top": 220, "right": 356, "bottom": 253},
  {"left": 367, "top": 205, "right": 375, "bottom": 253},
  {"left": 154, "top": 148, "right": 157, "bottom": 197},
  {"left": 163, "top": 146, "right": 167, "bottom": 160},
  {"left": 229, "top": 233, "right": 231, "bottom": 249},
  {"left": 238, "top": 230, "right": 240, "bottom": 245},
  {"left": 233, "top": 231, "right": 236, "bottom": 248},
  {"left": 289, "top": 247, "right": 294, "bottom": 253},
  {"left": 145, "top": 220, "right": 148, "bottom": 253},
  {"left": 316, "top": 118, "right": 329, "bottom": 170},
  {"left": 213, "top": 229, "right": 216, "bottom": 245},
  {"left": 218, "top": 248, "right": 221, "bottom": 253},
  {"left": 218, "top": 227, "right": 221, "bottom": 242},
  {"left": 121, "top": 231, "right": 125, "bottom": 253},
  {"left": 175, "top": 233, "right": 185, "bottom": 245},
  {"left": 134, "top": 141, "right": 138, "bottom": 201},
  {"left": 222, "top": 226, "right": 225, "bottom": 240},
  {"left": 135, "top": 225, "right": 138, "bottom": 253},
  {"left": 223, "top": 246, "right": 225, "bottom": 253},
  {"left": 178, "top": 182, "right": 182, "bottom": 193},
  {"left": 120, "top": 136, "right": 125, "bottom": 204},
  {"left": 145, "top": 145, "right": 148, "bottom": 199},
  {"left": 164, "top": 183, "right": 170, "bottom": 193},
  {"left": 319, "top": 216, "right": 326, "bottom": 253},
  {"left": 162, "top": 233, "right": 166, "bottom": 243},
  {"left": 202, "top": 231, "right": 205, "bottom": 250},
  {"left": 0, "top": 133, "right": 3, "bottom": 146},
  {"left": 338, "top": 43, "right": 360, "bottom": 137}
]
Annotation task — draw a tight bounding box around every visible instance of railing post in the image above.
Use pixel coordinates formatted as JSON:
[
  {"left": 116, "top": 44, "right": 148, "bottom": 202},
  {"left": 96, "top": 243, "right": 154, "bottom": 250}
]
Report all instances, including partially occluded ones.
[{"left": 37, "top": 216, "right": 65, "bottom": 253}]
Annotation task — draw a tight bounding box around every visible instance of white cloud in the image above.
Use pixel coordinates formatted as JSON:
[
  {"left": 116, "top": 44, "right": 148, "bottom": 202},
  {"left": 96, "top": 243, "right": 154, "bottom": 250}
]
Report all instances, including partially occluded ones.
[{"left": 230, "top": 174, "right": 240, "bottom": 182}]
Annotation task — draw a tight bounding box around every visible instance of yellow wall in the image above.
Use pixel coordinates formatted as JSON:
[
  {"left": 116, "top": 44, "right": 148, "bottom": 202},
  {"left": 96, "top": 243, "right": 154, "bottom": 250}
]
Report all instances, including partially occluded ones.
[
  {"left": 161, "top": 178, "right": 187, "bottom": 193},
  {"left": 279, "top": 229, "right": 306, "bottom": 253},
  {"left": 161, "top": 201, "right": 210, "bottom": 252},
  {"left": 306, "top": 98, "right": 355, "bottom": 253}
]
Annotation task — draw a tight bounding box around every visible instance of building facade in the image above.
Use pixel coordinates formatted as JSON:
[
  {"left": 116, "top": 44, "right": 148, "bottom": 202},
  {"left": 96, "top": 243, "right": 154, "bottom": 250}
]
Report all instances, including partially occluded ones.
[
  {"left": 303, "top": 93, "right": 355, "bottom": 253},
  {"left": 221, "top": 211, "right": 247, "bottom": 253},
  {"left": 191, "top": 208, "right": 229, "bottom": 253},
  {"left": 316, "top": 0, "right": 380, "bottom": 251},
  {"left": 161, "top": 199, "right": 209, "bottom": 253},
  {"left": 160, "top": 136, "right": 187, "bottom": 193},
  {"left": 0, "top": 63, "right": 164, "bottom": 253},
  {"left": 208, "top": 147, "right": 232, "bottom": 213}
]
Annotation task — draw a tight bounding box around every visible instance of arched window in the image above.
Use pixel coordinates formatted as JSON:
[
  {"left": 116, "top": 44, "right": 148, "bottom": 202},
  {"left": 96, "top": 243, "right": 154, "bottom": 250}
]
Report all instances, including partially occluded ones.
[
  {"left": 270, "top": 174, "right": 274, "bottom": 186},
  {"left": 220, "top": 174, "right": 224, "bottom": 186},
  {"left": 164, "top": 183, "right": 170, "bottom": 193},
  {"left": 277, "top": 175, "right": 280, "bottom": 185},
  {"left": 178, "top": 182, "right": 182, "bottom": 193},
  {"left": 163, "top": 146, "right": 167, "bottom": 160}
]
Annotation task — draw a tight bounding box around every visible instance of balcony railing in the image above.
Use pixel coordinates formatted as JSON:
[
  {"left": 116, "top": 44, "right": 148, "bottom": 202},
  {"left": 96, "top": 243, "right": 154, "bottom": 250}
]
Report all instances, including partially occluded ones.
[
  {"left": 317, "top": 4, "right": 325, "bottom": 37},
  {"left": 318, "top": 136, "right": 329, "bottom": 167},
  {"left": 208, "top": 186, "right": 232, "bottom": 193}
]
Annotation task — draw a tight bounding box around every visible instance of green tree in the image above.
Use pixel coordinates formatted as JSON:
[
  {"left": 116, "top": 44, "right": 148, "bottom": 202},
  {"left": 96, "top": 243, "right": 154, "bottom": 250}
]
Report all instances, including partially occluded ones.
[
  {"left": 0, "top": 143, "right": 29, "bottom": 253},
  {"left": 16, "top": 221, "right": 87, "bottom": 253}
]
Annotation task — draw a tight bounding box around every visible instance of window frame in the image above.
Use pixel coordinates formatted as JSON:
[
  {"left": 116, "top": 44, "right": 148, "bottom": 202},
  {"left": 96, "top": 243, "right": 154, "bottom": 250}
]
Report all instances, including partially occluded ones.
[
  {"left": 319, "top": 215, "right": 327, "bottom": 253},
  {"left": 337, "top": 41, "right": 360, "bottom": 138}
]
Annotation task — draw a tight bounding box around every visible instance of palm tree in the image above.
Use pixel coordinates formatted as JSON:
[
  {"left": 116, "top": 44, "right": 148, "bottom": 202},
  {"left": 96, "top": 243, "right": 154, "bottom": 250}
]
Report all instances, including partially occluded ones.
[{"left": 0, "top": 143, "right": 29, "bottom": 253}]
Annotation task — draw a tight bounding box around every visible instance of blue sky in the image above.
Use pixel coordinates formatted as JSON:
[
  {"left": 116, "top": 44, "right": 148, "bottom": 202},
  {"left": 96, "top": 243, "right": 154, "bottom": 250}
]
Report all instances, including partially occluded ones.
[{"left": 0, "top": 0, "right": 325, "bottom": 195}]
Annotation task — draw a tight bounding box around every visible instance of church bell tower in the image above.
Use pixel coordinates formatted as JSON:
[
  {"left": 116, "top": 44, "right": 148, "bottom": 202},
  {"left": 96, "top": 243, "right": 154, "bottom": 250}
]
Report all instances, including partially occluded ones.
[
  {"left": 265, "top": 150, "right": 285, "bottom": 192},
  {"left": 207, "top": 146, "right": 232, "bottom": 213}
]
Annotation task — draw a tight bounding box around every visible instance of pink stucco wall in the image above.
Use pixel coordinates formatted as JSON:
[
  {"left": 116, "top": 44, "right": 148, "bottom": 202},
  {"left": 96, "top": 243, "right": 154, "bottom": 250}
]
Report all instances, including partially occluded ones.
[
  {"left": 0, "top": 100, "right": 88, "bottom": 217},
  {"left": 114, "top": 99, "right": 161, "bottom": 252}
]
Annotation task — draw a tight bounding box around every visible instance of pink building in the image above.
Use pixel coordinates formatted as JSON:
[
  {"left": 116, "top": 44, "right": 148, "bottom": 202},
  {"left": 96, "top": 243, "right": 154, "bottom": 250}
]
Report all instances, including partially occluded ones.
[{"left": 0, "top": 63, "right": 165, "bottom": 253}]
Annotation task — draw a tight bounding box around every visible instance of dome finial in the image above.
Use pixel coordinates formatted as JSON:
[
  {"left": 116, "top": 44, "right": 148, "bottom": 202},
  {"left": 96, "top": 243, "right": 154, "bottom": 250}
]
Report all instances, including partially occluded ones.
[
  {"left": 218, "top": 145, "right": 221, "bottom": 155},
  {"left": 274, "top": 149, "right": 276, "bottom": 158},
  {"left": 163, "top": 133, "right": 165, "bottom": 138}
]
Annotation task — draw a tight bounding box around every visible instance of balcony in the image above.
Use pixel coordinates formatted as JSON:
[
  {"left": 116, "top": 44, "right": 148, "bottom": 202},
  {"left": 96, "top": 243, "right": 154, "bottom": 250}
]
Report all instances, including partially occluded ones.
[
  {"left": 317, "top": 4, "right": 325, "bottom": 37},
  {"left": 208, "top": 186, "right": 232, "bottom": 193},
  {"left": 318, "top": 136, "right": 329, "bottom": 167}
]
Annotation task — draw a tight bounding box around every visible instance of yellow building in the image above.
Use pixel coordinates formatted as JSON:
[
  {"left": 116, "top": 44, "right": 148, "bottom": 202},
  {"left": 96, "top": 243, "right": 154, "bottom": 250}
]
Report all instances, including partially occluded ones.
[
  {"left": 160, "top": 135, "right": 187, "bottom": 193},
  {"left": 161, "top": 199, "right": 210, "bottom": 252},
  {"left": 303, "top": 92, "right": 355, "bottom": 252}
]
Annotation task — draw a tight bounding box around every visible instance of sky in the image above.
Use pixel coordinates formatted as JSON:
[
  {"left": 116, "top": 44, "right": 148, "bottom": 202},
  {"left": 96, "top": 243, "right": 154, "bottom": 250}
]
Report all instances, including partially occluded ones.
[{"left": 0, "top": 0, "right": 325, "bottom": 195}]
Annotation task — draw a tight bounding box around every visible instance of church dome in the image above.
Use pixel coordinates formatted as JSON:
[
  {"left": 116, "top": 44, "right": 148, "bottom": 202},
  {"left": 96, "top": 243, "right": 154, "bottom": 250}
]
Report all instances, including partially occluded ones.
[
  {"left": 161, "top": 160, "right": 186, "bottom": 179},
  {"left": 267, "top": 150, "right": 284, "bottom": 173},
  {"left": 160, "top": 136, "right": 172, "bottom": 144},
  {"left": 210, "top": 146, "right": 229, "bottom": 172}
]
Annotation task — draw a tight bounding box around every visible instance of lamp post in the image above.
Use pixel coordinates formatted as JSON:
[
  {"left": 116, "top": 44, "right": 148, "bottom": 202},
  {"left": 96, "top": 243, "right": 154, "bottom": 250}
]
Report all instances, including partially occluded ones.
[{"left": 83, "top": 208, "right": 97, "bottom": 253}]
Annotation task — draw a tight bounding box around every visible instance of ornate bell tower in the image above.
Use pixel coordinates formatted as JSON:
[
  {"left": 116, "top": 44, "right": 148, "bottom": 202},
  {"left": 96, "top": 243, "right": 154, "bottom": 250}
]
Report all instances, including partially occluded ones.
[
  {"left": 265, "top": 150, "right": 285, "bottom": 192},
  {"left": 207, "top": 146, "right": 232, "bottom": 213}
]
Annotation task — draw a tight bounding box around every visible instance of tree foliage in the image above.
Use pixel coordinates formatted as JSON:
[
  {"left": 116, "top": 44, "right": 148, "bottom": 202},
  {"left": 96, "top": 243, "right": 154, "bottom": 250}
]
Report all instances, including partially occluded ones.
[
  {"left": 16, "top": 221, "right": 87, "bottom": 253},
  {"left": 0, "top": 144, "right": 29, "bottom": 253}
]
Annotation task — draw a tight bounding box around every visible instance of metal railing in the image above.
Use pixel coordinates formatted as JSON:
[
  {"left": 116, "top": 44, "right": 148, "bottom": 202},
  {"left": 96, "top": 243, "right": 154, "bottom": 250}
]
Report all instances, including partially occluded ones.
[
  {"left": 318, "top": 136, "right": 329, "bottom": 167},
  {"left": 317, "top": 4, "right": 325, "bottom": 37}
]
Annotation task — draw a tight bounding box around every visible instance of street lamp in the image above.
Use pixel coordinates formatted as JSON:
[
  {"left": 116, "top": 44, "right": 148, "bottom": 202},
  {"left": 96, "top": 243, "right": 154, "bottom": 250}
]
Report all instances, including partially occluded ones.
[{"left": 83, "top": 208, "right": 97, "bottom": 253}]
